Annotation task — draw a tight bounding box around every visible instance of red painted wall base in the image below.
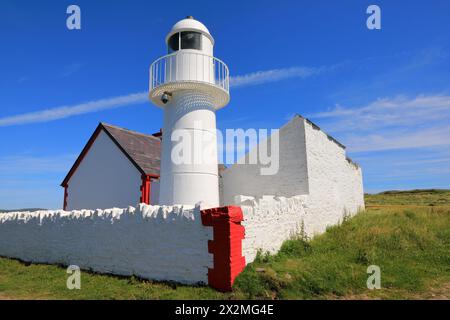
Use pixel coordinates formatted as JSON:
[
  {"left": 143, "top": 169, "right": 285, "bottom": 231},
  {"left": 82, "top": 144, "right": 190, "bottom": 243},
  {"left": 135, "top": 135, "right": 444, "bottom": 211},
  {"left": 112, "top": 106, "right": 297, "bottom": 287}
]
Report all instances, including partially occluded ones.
[{"left": 201, "top": 206, "right": 246, "bottom": 292}]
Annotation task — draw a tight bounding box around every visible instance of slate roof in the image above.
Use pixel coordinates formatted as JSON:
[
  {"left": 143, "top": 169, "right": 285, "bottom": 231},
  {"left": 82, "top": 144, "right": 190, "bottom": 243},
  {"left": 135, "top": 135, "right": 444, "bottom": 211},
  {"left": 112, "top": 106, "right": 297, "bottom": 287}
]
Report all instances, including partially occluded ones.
[
  {"left": 61, "top": 123, "right": 161, "bottom": 187},
  {"left": 101, "top": 123, "right": 161, "bottom": 176}
]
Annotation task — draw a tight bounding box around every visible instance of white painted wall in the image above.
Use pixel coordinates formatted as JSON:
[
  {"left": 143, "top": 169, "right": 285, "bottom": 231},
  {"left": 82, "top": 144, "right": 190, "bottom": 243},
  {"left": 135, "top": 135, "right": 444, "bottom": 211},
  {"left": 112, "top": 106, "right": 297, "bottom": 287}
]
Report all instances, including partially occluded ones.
[
  {"left": 236, "top": 195, "right": 307, "bottom": 263},
  {"left": 66, "top": 130, "right": 142, "bottom": 210},
  {"left": 221, "top": 118, "right": 309, "bottom": 205},
  {"left": 159, "top": 92, "right": 220, "bottom": 207},
  {"left": 0, "top": 204, "right": 213, "bottom": 284},
  {"left": 221, "top": 116, "right": 364, "bottom": 237},
  {"left": 302, "top": 119, "right": 365, "bottom": 235}
]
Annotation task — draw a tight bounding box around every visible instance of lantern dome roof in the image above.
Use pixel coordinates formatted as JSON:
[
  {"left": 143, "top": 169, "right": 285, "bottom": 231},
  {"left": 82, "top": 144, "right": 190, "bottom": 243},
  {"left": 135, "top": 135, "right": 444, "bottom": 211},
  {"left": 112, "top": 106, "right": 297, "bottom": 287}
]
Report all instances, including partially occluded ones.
[{"left": 166, "top": 16, "right": 214, "bottom": 45}]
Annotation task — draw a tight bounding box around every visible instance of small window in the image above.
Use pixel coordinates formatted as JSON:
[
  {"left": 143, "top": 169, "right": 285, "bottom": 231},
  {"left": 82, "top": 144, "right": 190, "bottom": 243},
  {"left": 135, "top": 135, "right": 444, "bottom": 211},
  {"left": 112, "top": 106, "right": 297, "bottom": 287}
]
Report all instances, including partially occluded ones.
[
  {"left": 168, "top": 33, "right": 179, "bottom": 53},
  {"left": 180, "top": 31, "right": 202, "bottom": 50}
]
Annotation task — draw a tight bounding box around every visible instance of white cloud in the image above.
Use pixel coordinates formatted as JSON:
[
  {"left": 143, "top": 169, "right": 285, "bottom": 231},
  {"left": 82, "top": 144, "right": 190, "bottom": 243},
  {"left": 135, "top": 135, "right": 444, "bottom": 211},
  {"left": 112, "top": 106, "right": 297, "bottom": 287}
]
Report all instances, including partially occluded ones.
[
  {"left": 311, "top": 94, "right": 450, "bottom": 130},
  {"left": 230, "top": 66, "right": 324, "bottom": 88},
  {"left": 309, "top": 92, "right": 450, "bottom": 191},
  {"left": 0, "top": 92, "right": 148, "bottom": 127},
  {"left": 309, "top": 94, "right": 450, "bottom": 152},
  {"left": 345, "top": 126, "right": 450, "bottom": 152},
  {"left": 0, "top": 66, "right": 325, "bottom": 127}
]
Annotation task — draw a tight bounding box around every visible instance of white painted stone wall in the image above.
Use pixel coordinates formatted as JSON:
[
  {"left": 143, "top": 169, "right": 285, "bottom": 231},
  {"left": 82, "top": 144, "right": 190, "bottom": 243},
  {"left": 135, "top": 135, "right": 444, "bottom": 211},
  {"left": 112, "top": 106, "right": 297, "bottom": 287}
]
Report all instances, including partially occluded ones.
[
  {"left": 221, "top": 116, "right": 364, "bottom": 237},
  {"left": 302, "top": 119, "right": 365, "bottom": 235},
  {"left": 0, "top": 204, "right": 213, "bottom": 284},
  {"left": 66, "top": 130, "right": 142, "bottom": 210},
  {"left": 235, "top": 195, "right": 307, "bottom": 264},
  {"left": 221, "top": 118, "right": 309, "bottom": 205}
]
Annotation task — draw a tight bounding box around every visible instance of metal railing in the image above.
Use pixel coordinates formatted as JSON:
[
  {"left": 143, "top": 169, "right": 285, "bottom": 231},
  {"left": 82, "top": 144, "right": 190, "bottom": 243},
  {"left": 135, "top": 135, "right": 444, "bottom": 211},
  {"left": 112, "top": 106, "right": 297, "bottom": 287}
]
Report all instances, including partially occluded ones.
[{"left": 149, "top": 51, "right": 229, "bottom": 93}]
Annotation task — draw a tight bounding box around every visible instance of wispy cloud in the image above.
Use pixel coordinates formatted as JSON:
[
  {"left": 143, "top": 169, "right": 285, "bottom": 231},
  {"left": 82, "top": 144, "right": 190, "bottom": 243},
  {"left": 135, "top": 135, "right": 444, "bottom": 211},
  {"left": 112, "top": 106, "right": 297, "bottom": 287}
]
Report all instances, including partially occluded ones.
[
  {"left": 327, "top": 46, "right": 449, "bottom": 103},
  {"left": 344, "top": 126, "right": 450, "bottom": 152},
  {"left": 351, "top": 146, "right": 450, "bottom": 192},
  {"left": 0, "top": 92, "right": 147, "bottom": 127},
  {"left": 398, "top": 47, "right": 447, "bottom": 72},
  {"left": 311, "top": 94, "right": 450, "bottom": 126},
  {"left": 0, "top": 66, "right": 326, "bottom": 127},
  {"left": 309, "top": 94, "right": 450, "bottom": 152},
  {"left": 230, "top": 66, "right": 324, "bottom": 88}
]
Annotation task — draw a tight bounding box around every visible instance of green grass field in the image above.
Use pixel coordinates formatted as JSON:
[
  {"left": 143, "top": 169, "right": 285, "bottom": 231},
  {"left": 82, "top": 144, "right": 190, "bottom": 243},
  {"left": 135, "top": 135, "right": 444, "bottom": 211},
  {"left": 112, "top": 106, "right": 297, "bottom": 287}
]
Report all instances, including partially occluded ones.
[
  {"left": 1, "top": 189, "right": 449, "bottom": 300},
  {"left": 365, "top": 189, "right": 450, "bottom": 206}
]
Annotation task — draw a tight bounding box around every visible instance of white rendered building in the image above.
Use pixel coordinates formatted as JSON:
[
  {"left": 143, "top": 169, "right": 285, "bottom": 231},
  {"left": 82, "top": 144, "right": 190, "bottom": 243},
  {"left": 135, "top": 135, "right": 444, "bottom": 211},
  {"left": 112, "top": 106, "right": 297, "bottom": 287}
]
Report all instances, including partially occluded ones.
[{"left": 61, "top": 123, "right": 161, "bottom": 211}]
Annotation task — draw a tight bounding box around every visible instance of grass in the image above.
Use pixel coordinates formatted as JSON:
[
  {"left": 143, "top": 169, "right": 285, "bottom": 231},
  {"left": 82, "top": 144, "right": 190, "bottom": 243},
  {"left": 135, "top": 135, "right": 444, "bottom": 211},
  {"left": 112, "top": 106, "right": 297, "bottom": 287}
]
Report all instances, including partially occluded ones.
[
  {"left": 365, "top": 188, "right": 450, "bottom": 206},
  {"left": 232, "top": 205, "right": 450, "bottom": 299},
  {"left": 0, "top": 189, "right": 449, "bottom": 299},
  {"left": 0, "top": 259, "right": 226, "bottom": 300}
]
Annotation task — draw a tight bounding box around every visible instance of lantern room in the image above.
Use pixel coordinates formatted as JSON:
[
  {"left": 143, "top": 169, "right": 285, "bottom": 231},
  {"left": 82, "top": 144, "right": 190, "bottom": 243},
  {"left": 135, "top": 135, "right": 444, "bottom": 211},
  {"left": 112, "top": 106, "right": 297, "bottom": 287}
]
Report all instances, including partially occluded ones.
[
  {"left": 149, "top": 16, "right": 229, "bottom": 109},
  {"left": 165, "top": 16, "right": 214, "bottom": 56}
]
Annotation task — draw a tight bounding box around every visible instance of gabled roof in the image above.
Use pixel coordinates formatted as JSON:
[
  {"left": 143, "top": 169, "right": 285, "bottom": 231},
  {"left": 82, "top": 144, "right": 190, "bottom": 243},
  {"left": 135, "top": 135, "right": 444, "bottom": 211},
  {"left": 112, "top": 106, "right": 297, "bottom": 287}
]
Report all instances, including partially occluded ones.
[{"left": 61, "top": 123, "right": 161, "bottom": 187}]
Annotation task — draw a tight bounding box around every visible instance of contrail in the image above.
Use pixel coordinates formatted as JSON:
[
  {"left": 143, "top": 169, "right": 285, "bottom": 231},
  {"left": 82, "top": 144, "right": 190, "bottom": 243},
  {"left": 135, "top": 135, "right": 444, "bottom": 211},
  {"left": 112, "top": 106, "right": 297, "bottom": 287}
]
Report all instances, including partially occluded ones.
[{"left": 0, "top": 66, "right": 324, "bottom": 127}]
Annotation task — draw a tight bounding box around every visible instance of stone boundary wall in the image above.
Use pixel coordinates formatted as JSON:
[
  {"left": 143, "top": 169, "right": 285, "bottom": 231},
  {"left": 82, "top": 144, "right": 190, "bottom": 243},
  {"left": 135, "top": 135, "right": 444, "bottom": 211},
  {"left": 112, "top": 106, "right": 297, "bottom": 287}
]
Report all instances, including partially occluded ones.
[
  {"left": 235, "top": 195, "right": 308, "bottom": 264},
  {"left": 302, "top": 118, "right": 365, "bottom": 235},
  {"left": 0, "top": 197, "right": 314, "bottom": 289},
  {"left": 0, "top": 204, "right": 213, "bottom": 284}
]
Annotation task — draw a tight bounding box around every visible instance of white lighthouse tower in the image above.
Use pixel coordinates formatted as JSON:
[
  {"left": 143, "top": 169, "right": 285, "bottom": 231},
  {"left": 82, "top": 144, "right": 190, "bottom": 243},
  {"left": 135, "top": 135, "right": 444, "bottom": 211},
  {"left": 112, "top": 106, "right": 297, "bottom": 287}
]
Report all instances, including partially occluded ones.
[{"left": 149, "top": 16, "right": 230, "bottom": 207}]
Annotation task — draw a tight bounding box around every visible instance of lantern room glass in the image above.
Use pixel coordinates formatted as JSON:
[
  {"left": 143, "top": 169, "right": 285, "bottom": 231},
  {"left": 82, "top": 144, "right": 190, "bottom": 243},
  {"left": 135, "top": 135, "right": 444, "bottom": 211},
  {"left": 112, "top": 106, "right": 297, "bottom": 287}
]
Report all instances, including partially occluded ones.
[
  {"left": 168, "top": 33, "right": 179, "bottom": 53},
  {"left": 168, "top": 32, "right": 202, "bottom": 53}
]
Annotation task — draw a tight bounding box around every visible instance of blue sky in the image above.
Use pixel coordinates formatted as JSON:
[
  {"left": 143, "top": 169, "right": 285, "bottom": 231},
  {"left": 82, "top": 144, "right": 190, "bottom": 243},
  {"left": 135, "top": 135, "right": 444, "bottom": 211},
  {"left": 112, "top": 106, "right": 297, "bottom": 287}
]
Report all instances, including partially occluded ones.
[{"left": 1, "top": 0, "right": 450, "bottom": 209}]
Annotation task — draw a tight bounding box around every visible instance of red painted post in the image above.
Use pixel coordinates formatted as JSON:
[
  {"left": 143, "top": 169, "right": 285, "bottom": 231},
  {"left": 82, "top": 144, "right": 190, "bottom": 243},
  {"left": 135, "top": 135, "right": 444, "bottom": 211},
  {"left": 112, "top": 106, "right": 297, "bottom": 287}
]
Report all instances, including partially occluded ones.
[
  {"left": 201, "top": 206, "right": 246, "bottom": 292},
  {"left": 140, "top": 175, "right": 151, "bottom": 204},
  {"left": 63, "top": 185, "right": 68, "bottom": 211}
]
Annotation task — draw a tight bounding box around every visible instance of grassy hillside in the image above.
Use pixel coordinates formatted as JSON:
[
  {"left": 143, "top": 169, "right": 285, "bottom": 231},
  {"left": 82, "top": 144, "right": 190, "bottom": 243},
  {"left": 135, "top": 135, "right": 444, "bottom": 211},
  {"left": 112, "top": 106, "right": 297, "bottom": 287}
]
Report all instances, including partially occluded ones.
[
  {"left": 0, "top": 190, "right": 449, "bottom": 299},
  {"left": 233, "top": 205, "right": 450, "bottom": 299},
  {"left": 365, "top": 189, "right": 450, "bottom": 206}
]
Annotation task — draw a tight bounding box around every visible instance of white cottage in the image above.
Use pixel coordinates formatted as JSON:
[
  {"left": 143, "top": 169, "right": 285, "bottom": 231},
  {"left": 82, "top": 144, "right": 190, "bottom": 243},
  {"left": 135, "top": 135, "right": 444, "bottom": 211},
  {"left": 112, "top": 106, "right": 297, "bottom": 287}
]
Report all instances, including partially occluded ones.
[{"left": 61, "top": 123, "right": 161, "bottom": 211}]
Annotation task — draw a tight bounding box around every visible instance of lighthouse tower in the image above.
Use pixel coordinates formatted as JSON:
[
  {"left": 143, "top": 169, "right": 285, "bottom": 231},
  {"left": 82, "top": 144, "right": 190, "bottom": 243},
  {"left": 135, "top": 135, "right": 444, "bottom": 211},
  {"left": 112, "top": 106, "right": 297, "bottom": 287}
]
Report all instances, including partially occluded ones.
[{"left": 149, "top": 16, "right": 230, "bottom": 207}]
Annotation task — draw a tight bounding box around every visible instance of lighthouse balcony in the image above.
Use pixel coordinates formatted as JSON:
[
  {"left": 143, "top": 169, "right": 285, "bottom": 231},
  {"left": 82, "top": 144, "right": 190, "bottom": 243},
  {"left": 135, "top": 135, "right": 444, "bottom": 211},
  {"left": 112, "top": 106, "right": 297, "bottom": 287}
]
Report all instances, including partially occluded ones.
[{"left": 149, "top": 51, "right": 230, "bottom": 109}]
